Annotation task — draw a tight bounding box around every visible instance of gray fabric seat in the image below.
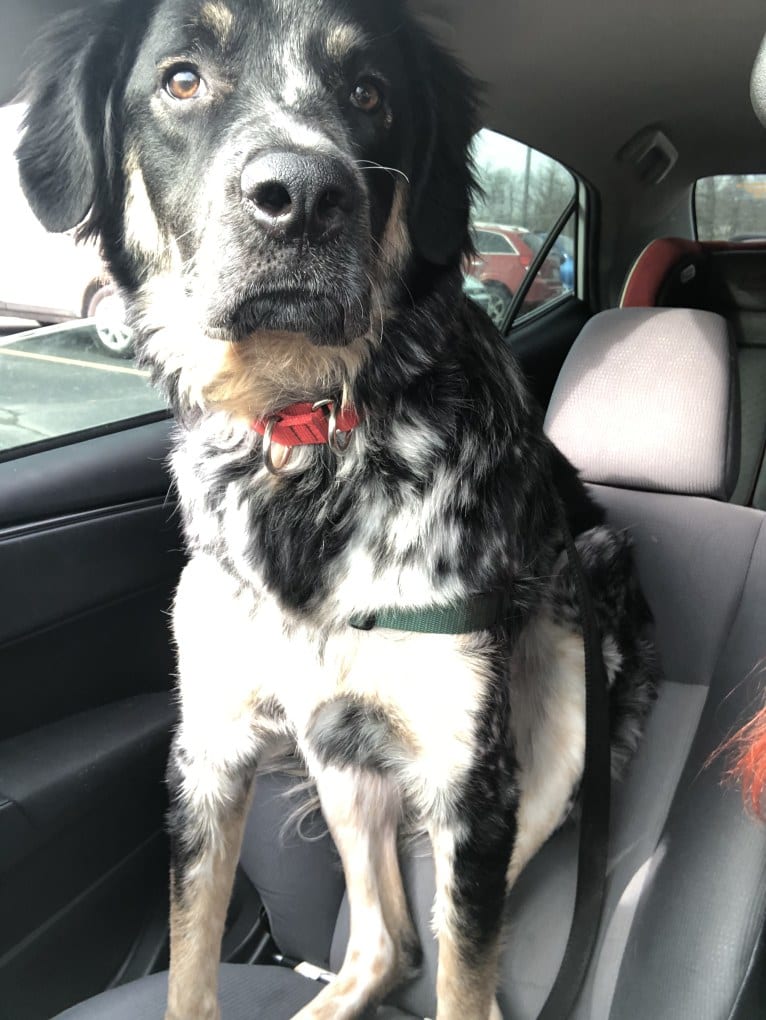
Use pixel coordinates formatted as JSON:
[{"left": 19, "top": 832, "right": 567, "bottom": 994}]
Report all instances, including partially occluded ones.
[
  {"left": 56, "top": 966, "right": 323, "bottom": 1020},
  {"left": 56, "top": 307, "right": 766, "bottom": 1019},
  {"left": 55, "top": 965, "right": 412, "bottom": 1019}
]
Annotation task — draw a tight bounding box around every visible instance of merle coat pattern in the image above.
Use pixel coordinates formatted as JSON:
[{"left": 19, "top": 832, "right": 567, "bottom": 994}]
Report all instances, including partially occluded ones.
[{"left": 17, "top": 1, "right": 658, "bottom": 1017}]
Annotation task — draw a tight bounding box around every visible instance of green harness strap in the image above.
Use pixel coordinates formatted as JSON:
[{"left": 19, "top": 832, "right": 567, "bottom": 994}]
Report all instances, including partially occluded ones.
[{"left": 348, "top": 589, "right": 511, "bottom": 634}]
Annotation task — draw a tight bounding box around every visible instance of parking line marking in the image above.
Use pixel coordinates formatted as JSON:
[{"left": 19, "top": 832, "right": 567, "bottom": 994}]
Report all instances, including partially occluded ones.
[{"left": 0, "top": 347, "right": 149, "bottom": 377}]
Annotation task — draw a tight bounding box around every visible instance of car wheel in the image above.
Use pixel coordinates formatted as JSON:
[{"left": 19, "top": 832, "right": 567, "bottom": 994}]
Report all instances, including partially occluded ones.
[
  {"left": 483, "top": 280, "right": 513, "bottom": 327},
  {"left": 85, "top": 282, "right": 134, "bottom": 358}
]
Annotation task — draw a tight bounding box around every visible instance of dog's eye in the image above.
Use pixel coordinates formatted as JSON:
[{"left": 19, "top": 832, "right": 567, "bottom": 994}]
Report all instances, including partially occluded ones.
[
  {"left": 164, "top": 68, "right": 206, "bottom": 101},
  {"left": 350, "top": 80, "right": 383, "bottom": 113}
]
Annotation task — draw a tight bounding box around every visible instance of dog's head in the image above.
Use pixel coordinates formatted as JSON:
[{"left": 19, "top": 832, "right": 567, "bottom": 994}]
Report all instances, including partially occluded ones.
[{"left": 17, "top": 0, "right": 479, "bottom": 416}]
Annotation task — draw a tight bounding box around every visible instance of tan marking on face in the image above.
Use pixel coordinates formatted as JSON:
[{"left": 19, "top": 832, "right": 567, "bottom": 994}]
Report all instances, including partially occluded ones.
[
  {"left": 379, "top": 180, "right": 412, "bottom": 274},
  {"left": 199, "top": 1, "right": 235, "bottom": 45},
  {"left": 123, "top": 151, "right": 168, "bottom": 268},
  {"left": 325, "top": 22, "right": 368, "bottom": 62},
  {"left": 370, "top": 180, "right": 412, "bottom": 317}
]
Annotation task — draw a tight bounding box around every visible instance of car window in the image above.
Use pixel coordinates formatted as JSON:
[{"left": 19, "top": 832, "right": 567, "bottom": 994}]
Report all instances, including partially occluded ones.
[
  {"left": 695, "top": 174, "right": 766, "bottom": 240},
  {"left": 0, "top": 102, "right": 165, "bottom": 456},
  {"left": 465, "top": 128, "right": 577, "bottom": 330}
]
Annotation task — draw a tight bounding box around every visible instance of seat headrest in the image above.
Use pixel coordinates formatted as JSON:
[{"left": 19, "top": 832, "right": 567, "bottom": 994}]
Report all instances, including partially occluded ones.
[
  {"left": 752, "top": 32, "right": 766, "bottom": 127},
  {"left": 544, "top": 308, "right": 740, "bottom": 499}
]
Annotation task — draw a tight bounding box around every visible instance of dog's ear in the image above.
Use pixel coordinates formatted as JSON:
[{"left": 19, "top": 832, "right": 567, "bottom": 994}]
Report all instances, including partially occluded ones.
[
  {"left": 16, "top": 3, "right": 140, "bottom": 236},
  {"left": 406, "top": 27, "right": 481, "bottom": 268}
]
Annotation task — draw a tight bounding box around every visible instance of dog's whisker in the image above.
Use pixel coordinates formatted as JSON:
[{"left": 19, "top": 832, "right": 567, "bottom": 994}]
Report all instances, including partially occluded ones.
[{"left": 354, "top": 160, "right": 411, "bottom": 185}]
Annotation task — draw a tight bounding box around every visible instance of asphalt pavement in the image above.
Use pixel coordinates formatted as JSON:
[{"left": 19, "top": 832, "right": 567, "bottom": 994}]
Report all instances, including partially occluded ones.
[{"left": 0, "top": 323, "right": 165, "bottom": 451}]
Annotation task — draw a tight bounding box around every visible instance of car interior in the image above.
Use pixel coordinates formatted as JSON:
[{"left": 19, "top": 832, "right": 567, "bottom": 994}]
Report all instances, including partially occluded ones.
[{"left": 1, "top": 1, "right": 765, "bottom": 1018}]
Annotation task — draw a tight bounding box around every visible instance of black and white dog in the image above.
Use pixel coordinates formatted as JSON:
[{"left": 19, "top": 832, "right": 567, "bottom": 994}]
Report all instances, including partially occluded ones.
[{"left": 18, "top": 1, "right": 658, "bottom": 1017}]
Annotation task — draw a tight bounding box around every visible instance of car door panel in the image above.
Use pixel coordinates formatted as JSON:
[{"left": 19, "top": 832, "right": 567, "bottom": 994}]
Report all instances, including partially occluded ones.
[
  {"left": 511, "top": 296, "right": 592, "bottom": 409},
  {"left": 0, "top": 419, "right": 184, "bottom": 1019},
  {"left": 0, "top": 418, "right": 174, "bottom": 528}
]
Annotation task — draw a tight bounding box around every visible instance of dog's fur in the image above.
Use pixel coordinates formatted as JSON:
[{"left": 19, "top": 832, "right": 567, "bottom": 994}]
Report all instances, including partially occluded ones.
[{"left": 18, "top": 2, "right": 659, "bottom": 1017}]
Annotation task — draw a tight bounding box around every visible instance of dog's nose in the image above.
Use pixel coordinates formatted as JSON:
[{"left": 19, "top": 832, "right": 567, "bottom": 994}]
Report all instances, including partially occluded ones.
[{"left": 241, "top": 152, "right": 357, "bottom": 243}]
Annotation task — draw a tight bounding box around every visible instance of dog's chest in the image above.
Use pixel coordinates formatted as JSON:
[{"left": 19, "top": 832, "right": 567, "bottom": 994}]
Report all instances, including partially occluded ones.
[
  {"left": 172, "top": 426, "right": 474, "bottom": 625},
  {"left": 173, "top": 548, "right": 492, "bottom": 813}
]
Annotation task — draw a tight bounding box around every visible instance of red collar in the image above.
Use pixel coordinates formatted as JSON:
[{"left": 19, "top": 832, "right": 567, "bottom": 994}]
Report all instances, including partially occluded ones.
[{"left": 252, "top": 400, "right": 361, "bottom": 447}]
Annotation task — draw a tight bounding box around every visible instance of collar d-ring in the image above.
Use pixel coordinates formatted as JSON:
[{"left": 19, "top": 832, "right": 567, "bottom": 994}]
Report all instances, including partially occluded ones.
[
  {"left": 262, "top": 416, "right": 293, "bottom": 475},
  {"left": 312, "top": 399, "right": 353, "bottom": 455}
]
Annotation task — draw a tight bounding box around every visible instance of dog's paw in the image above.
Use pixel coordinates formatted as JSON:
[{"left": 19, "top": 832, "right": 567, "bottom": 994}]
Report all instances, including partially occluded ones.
[{"left": 165, "top": 1006, "right": 221, "bottom": 1020}]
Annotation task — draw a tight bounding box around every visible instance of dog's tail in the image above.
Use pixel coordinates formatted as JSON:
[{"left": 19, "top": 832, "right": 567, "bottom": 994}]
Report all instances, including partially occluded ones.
[{"left": 552, "top": 525, "right": 661, "bottom": 779}]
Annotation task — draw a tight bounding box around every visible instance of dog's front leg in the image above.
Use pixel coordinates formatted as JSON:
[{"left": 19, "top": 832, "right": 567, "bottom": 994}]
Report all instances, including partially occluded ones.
[
  {"left": 165, "top": 733, "right": 257, "bottom": 1020},
  {"left": 292, "top": 766, "right": 419, "bottom": 1020},
  {"left": 165, "top": 554, "right": 268, "bottom": 1019},
  {"left": 429, "top": 806, "right": 515, "bottom": 1020}
]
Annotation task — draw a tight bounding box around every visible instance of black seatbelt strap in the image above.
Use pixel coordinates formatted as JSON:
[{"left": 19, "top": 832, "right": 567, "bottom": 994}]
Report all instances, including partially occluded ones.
[{"left": 536, "top": 498, "right": 612, "bottom": 1020}]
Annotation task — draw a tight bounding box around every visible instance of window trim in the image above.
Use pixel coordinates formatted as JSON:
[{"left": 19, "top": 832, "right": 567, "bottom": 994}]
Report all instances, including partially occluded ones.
[
  {"left": 691, "top": 178, "right": 701, "bottom": 241},
  {"left": 0, "top": 408, "right": 171, "bottom": 466},
  {"left": 512, "top": 286, "right": 579, "bottom": 330},
  {"left": 500, "top": 193, "right": 578, "bottom": 333}
]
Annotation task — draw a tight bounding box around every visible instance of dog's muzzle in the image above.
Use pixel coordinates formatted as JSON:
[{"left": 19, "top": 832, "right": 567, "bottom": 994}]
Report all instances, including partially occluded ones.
[
  {"left": 206, "top": 150, "right": 370, "bottom": 344},
  {"left": 241, "top": 151, "right": 359, "bottom": 245}
]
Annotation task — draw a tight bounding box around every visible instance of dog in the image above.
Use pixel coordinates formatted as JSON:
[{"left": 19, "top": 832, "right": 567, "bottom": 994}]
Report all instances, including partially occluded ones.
[{"left": 17, "top": 1, "right": 659, "bottom": 1017}]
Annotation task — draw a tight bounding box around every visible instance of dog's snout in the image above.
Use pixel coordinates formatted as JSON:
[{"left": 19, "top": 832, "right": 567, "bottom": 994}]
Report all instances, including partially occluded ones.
[{"left": 241, "top": 152, "right": 357, "bottom": 243}]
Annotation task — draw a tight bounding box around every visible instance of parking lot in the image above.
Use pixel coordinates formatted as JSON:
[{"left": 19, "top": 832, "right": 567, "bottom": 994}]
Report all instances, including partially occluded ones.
[{"left": 0, "top": 322, "right": 164, "bottom": 451}]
